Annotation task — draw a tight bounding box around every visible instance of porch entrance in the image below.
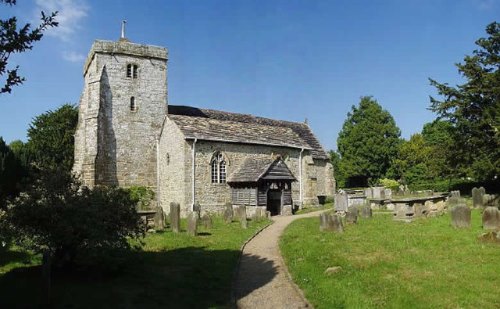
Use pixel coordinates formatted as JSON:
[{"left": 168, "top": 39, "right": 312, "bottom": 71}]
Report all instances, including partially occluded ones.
[{"left": 267, "top": 190, "right": 282, "bottom": 216}]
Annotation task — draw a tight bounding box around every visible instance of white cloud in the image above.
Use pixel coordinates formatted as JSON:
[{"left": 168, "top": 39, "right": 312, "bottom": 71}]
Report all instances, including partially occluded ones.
[
  {"left": 62, "top": 51, "right": 86, "bottom": 63},
  {"left": 35, "top": 0, "right": 89, "bottom": 42}
]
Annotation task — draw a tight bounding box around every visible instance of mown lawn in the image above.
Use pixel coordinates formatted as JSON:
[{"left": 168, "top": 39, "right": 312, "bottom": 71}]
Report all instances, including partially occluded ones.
[
  {"left": 280, "top": 209, "right": 500, "bottom": 309},
  {"left": 295, "top": 202, "right": 333, "bottom": 215},
  {"left": 0, "top": 217, "right": 270, "bottom": 308}
]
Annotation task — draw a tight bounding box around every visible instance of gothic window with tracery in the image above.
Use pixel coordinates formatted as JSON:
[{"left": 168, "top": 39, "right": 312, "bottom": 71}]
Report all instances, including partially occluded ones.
[{"left": 211, "top": 152, "right": 226, "bottom": 183}]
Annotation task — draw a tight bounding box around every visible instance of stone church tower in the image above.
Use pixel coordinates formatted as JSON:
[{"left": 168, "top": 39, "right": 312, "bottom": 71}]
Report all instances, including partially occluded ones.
[{"left": 73, "top": 37, "right": 168, "bottom": 188}]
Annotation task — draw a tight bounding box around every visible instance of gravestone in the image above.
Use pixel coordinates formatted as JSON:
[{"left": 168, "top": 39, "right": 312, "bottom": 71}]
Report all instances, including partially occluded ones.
[
  {"left": 253, "top": 208, "right": 265, "bottom": 221},
  {"left": 334, "top": 192, "right": 348, "bottom": 212},
  {"left": 170, "top": 202, "right": 180, "bottom": 233},
  {"left": 201, "top": 213, "right": 213, "bottom": 229},
  {"left": 372, "top": 187, "right": 385, "bottom": 199},
  {"left": 319, "top": 213, "right": 344, "bottom": 232},
  {"left": 345, "top": 206, "right": 358, "bottom": 224},
  {"left": 193, "top": 202, "right": 201, "bottom": 218},
  {"left": 450, "top": 204, "right": 471, "bottom": 228},
  {"left": 364, "top": 188, "right": 373, "bottom": 199},
  {"left": 187, "top": 211, "right": 198, "bottom": 236},
  {"left": 482, "top": 207, "right": 500, "bottom": 230},
  {"left": 384, "top": 188, "right": 392, "bottom": 200},
  {"left": 237, "top": 205, "right": 247, "bottom": 229},
  {"left": 153, "top": 206, "right": 165, "bottom": 231},
  {"left": 479, "top": 186, "right": 486, "bottom": 196},
  {"left": 447, "top": 196, "right": 464, "bottom": 209},
  {"left": 281, "top": 205, "right": 293, "bottom": 216},
  {"left": 451, "top": 190, "right": 460, "bottom": 198},
  {"left": 472, "top": 187, "right": 484, "bottom": 208},
  {"left": 360, "top": 204, "right": 372, "bottom": 218},
  {"left": 223, "top": 203, "right": 233, "bottom": 224}
]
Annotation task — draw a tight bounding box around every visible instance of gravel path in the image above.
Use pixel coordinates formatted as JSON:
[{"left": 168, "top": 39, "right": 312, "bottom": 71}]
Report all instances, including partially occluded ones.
[{"left": 233, "top": 210, "right": 326, "bottom": 309}]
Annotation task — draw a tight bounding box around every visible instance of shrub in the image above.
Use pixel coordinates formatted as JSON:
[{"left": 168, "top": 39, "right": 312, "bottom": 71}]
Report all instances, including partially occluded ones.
[
  {"left": 379, "top": 178, "right": 399, "bottom": 190},
  {"left": 127, "top": 186, "right": 155, "bottom": 210},
  {"left": 3, "top": 170, "right": 144, "bottom": 269}
]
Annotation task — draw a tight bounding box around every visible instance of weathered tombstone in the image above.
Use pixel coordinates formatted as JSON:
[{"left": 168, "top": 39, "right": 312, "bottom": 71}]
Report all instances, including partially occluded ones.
[
  {"left": 237, "top": 205, "right": 248, "bottom": 229},
  {"left": 187, "top": 211, "right": 198, "bottom": 236},
  {"left": 319, "top": 213, "right": 344, "bottom": 232},
  {"left": 360, "top": 204, "right": 372, "bottom": 218},
  {"left": 364, "top": 187, "right": 373, "bottom": 199},
  {"left": 253, "top": 207, "right": 265, "bottom": 221},
  {"left": 451, "top": 190, "right": 460, "bottom": 198},
  {"left": 334, "top": 192, "right": 348, "bottom": 212},
  {"left": 266, "top": 211, "right": 271, "bottom": 219},
  {"left": 479, "top": 186, "right": 486, "bottom": 196},
  {"left": 223, "top": 203, "right": 233, "bottom": 224},
  {"left": 170, "top": 202, "right": 180, "bottom": 233},
  {"left": 193, "top": 202, "right": 201, "bottom": 218},
  {"left": 372, "top": 187, "right": 385, "bottom": 199},
  {"left": 472, "top": 187, "right": 484, "bottom": 208},
  {"left": 384, "top": 188, "right": 392, "bottom": 200},
  {"left": 482, "top": 207, "right": 500, "bottom": 230},
  {"left": 450, "top": 204, "right": 471, "bottom": 228},
  {"left": 153, "top": 206, "right": 165, "bottom": 231},
  {"left": 201, "top": 213, "right": 213, "bottom": 229},
  {"left": 281, "top": 205, "right": 293, "bottom": 216},
  {"left": 345, "top": 206, "right": 358, "bottom": 224}
]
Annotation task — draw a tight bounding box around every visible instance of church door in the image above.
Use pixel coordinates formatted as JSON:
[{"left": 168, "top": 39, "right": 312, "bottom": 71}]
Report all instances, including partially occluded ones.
[{"left": 267, "top": 190, "right": 282, "bottom": 216}]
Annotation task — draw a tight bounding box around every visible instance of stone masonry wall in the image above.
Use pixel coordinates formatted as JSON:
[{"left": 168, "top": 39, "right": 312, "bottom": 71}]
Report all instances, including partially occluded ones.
[{"left": 73, "top": 40, "right": 168, "bottom": 189}]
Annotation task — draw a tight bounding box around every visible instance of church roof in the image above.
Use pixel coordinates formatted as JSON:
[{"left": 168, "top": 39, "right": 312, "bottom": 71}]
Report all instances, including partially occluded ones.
[
  {"left": 168, "top": 105, "right": 328, "bottom": 159},
  {"left": 227, "top": 157, "right": 296, "bottom": 183}
]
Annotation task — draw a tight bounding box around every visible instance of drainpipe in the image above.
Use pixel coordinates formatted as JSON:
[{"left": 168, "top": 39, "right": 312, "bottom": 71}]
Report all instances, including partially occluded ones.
[
  {"left": 156, "top": 138, "right": 160, "bottom": 208},
  {"left": 299, "top": 148, "right": 304, "bottom": 209},
  {"left": 191, "top": 138, "right": 197, "bottom": 211}
]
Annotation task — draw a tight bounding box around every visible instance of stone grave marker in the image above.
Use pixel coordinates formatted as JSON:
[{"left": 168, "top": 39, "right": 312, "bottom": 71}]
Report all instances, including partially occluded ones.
[
  {"left": 450, "top": 204, "right": 471, "bottom": 228},
  {"left": 281, "top": 205, "right": 293, "bottom": 216},
  {"left": 384, "top": 188, "right": 392, "bottom": 200},
  {"left": 345, "top": 206, "right": 358, "bottom": 224},
  {"left": 153, "top": 206, "right": 165, "bottom": 231},
  {"left": 170, "top": 202, "right": 180, "bottom": 233},
  {"left": 223, "top": 202, "right": 233, "bottom": 224},
  {"left": 319, "top": 213, "right": 343, "bottom": 232},
  {"left": 238, "top": 205, "right": 247, "bottom": 229},
  {"left": 201, "top": 213, "right": 213, "bottom": 229},
  {"left": 364, "top": 187, "right": 373, "bottom": 199},
  {"left": 187, "top": 211, "right": 198, "bottom": 236},
  {"left": 482, "top": 207, "right": 500, "bottom": 230},
  {"left": 451, "top": 190, "right": 460, "bottom": 198},
  {"left": 334, "top": 192, "right": 348, "bottom": 212},
  {"left": 360, "top": 204, "right": 372, "bottom": 218},
  {"left": 472, "top": 187, "right": 484, "bottom": 208}
]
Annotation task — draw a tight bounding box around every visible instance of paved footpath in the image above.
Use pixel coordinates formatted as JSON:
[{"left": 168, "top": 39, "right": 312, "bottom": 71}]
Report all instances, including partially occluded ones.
[{"left": 233, "top": 210, "right": 326, "bottom": 309}]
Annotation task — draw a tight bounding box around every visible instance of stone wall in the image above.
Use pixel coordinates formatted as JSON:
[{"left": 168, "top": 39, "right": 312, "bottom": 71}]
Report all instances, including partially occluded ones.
[
  {"left": 73, "top": 40, "right": 168, "bottom": 189},
  {"left": 158, "top": 117, "right": 188, "bottom": 215}
]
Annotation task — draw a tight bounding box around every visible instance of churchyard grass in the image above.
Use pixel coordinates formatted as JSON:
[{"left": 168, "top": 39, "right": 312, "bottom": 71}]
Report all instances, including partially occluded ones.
[
  {"left": 0, "top": 217, "right": 270, "bottom": 308},
  {"left": 280, "top": 209, "right": 499, "bottom": 308},
  {"left": 295, "top": 202, "right": 333, "bottom": 215}
]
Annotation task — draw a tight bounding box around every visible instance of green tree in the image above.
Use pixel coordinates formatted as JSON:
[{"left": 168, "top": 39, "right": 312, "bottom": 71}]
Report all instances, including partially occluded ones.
[
  {"left": 0, "top": 0, "right": 58, "bottom": 94},
  {"left": 429, "top": 22, "right": 500, "bottom": 181},
  {"left": 27, "top": 104, "right": 78, "bottom": 173},
  {"left": 337, "top": 96, "right": 401, "bottom": 187},
  {"left": 328, "top": 150, "right": 344, "bottom": 188},
  {"left": 0, "top": 137, "right": 24, "bottom": 206},
  {"left": 392, "top": 133, "right": 433, "bottom": 185},
  {"left": 421, "top": 120, "right": 454, "bottom": 178}
]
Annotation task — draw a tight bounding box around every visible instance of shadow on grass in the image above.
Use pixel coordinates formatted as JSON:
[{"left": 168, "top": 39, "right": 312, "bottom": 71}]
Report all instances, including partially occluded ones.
[
  {"left": 0, "top": 246, "right": 277, "bottom": 308},
  {"left": 0, "top": 247, "right": 32, "bottom": 268}
]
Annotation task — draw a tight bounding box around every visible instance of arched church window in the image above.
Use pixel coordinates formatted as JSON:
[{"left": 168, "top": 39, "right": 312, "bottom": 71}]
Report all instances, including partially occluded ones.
[
  {"left": 130, "top": 96, "right": 136, "bottom": 112},
  {"left": 211, "top": 152, "right": 226, "bottom": 183}
]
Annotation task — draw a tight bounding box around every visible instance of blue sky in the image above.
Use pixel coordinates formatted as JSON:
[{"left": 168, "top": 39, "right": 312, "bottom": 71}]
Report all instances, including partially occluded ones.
[{"left": 0, "top": 0, "right": 498, "bottom": 151}]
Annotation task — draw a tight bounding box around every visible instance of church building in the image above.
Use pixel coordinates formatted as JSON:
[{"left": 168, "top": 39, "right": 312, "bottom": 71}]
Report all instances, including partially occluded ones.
[{"left": 73, "top": 34, "right": 335, "bottom": 216}]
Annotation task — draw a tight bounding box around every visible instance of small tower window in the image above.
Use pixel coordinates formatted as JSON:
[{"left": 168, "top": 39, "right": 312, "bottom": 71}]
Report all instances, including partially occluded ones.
[
  {"left": 126, "top": 64, "right": 138, "bottom": 78},
  {"left": 130, "top": 96, "right": 137, "bottom": 112}
]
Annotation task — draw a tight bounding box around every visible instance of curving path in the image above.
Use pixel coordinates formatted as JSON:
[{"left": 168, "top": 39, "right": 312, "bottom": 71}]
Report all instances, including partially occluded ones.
[{"left": 233, "top": 210, "right": 326, "bottom": 309}]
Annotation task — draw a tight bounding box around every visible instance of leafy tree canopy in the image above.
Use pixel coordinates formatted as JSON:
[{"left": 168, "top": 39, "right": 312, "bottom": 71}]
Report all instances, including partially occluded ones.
[
  {"left": 337, "top": 96, "right": 401, "bottom": 186},
  {"left": 27, "top": 104, "right": 78, "bottom": 173},
  {"left": 0, "top": 137, "right": 23, "bottom": 206},
  {"left": 429, "top": 22, "right": 500, "bottom": 181},
  {"left": 0, "top": 0, "right": 58, "bottom": 94}
]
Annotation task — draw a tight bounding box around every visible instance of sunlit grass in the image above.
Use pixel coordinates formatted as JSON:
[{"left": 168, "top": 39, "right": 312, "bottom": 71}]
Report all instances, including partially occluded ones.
[{"left": 280, "top": 209, "right": 499, "bottom": 308}]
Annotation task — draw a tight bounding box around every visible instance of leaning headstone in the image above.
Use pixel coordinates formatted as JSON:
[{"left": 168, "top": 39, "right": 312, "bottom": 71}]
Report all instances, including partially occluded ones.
[
  {"left": 237, "top": 205, "right": 247, "bottom": 229},
  {"left": 153, "top": 206, "right": 165, "bottom": 231},
  {"left": 472, "top": 187, "right": 484, "bottom": 208},
  {"left": 281, "top": 205, "right": 293, "bottom": 216},
  {"left": 170, "top": 202, "right": 181, "bottom": 233},
  {"left": 360, "top": 204, "right": 372, "bottom": 218},
  {"left": 334, "top": 192, "right": 348, "bottom": 212},
  {"left": 223, "top": 203, "right": 233, "bottom": 224},
  {"left": 319, "top": 213, "right": 343, "bottom": 232},
  {"left": 201, "top": 213, "right": 213, "bottom": 229},
  {"left": 187, "top": 211, "right": 198, "bottom": 236},
  {"left": 450, "top": 204, "right": 471, "bottom": 228},
  {"left": 345, "top": 206, "right": 358, "bottom": 224},
  {"left": 482, "top": 207, "right": 500, "bottom": 230}
]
